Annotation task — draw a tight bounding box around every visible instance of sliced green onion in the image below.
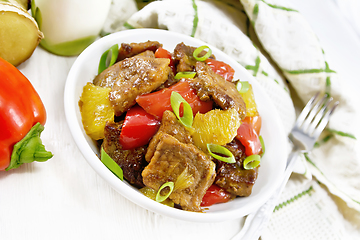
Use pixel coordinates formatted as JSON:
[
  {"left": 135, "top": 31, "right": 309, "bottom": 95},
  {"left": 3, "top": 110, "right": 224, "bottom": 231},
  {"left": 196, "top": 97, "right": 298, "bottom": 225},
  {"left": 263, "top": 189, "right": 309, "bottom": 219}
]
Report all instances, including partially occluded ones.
[
  {"left": 98, "top": 44, "right": 119, "bottom": 74},
  {"left": 174, "top": 71, "right": 196, "bottom": 80},
  {"left": 243, "top": 154, "right": 261, "bottom": 170},
  {"left": 259, "top": 135, "right": 265, "bottom": 157},
  {"left": 193, "top": 45, "right": 212, "bottom": 61},
  {"left": 101, "top": 148, "right": 123, "bottom": 180},
  {"left": 236, "top": 81, "right": 250, "bottom": 93},
  {"left": 156, "top": 182, "right": 174, "bottom": 203},
  {"left": 170, "top": 91, "right": 193, "bottom": 128},
  {"left": 207, "top": 143, "right": 236, "bottom": 163}
]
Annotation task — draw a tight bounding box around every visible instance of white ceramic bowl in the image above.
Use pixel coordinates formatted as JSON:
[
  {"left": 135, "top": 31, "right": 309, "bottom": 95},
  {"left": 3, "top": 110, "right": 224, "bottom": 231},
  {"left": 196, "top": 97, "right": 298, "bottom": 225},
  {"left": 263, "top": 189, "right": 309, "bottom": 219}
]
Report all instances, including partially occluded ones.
[{"left": 64, "top": 29, "right": 287, "bottom": 222}]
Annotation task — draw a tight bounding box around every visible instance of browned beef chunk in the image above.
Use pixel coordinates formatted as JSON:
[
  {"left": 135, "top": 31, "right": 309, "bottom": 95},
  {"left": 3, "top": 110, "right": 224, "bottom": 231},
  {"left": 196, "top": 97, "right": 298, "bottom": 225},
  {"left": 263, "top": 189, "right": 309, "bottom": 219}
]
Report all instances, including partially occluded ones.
[
  {"left": 117, "top": 41, "right": 162, "bottom": 61},
  {"left": 173, "top": 42, "right": 215, "bottom": 73},
  {"left": 93, "top": 51, "right": 156, "bottom": 88},
  {"left": 155, "top": 72, "right": 178, "bottom": 90},
  {"left": 94, "top": 56, "right": 171, "bottom": 116},
  {"left": 173, "top": 42, "right": 198, "bottom": 72},
  {"left": 142, "top": 133, "right": 216, "bottom": 212},
  {"left": 102, "top": 121, "right": 148, "bottom": 188},
  {"left": 190, "top": 61, "right": 246, "bottom": 120},
  {"left": 93, "top": 62, "right": 121, "bottom": 89},
  {"left": 135, "top": 50, "right": 156, "bottom": 58},
  {"left": 145, "top": 110, "right": 193, "bottom": 162},
  {"left": 214, "top": 139, "right": 258, "bottom": 197}
]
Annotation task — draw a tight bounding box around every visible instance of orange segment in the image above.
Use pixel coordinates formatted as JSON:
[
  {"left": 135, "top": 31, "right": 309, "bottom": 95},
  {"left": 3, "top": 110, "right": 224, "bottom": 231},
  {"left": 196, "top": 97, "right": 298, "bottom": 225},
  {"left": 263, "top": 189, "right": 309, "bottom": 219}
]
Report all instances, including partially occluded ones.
[
  {"left": 240, "top": 84, "right": 258, "bottom": 117},
  {"left": 192, "top": 108, "right": 240, "bottom": 152}
]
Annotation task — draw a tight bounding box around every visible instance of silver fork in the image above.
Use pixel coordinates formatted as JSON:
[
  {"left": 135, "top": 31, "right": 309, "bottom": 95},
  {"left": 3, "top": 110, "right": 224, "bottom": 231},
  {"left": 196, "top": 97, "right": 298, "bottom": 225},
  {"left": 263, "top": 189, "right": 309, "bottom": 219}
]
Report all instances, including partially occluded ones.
[{"left": 232, "top": 92, "right": 339, "bottom": 240}]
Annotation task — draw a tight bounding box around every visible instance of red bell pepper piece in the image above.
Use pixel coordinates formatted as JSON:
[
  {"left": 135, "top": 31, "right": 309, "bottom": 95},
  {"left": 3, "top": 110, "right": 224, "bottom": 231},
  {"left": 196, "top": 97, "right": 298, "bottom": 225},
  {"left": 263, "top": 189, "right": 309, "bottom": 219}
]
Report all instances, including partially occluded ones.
[
  {"left": 236, "top": 122, "right": 262, "bottom": 156},
  {"left": 201, "top": 184, "right": 233, "bottom": 207},
  {"left": 205, "top": 58, "right": 235, "bottom": 81},
  {"left": 136, "top": 81, "right": 213, "bottom": 119},
  {"left": 0, "top": 57, "right": 52, "bottom": 171},
  {"left": 119, "top": 105, "right": 161, "bottom": 150},
  {"left": 155, "top": 47, "right": 176, "bottom": 74},
  {"left": 242, "top": 115, "right": 262, "bottom": 135}
]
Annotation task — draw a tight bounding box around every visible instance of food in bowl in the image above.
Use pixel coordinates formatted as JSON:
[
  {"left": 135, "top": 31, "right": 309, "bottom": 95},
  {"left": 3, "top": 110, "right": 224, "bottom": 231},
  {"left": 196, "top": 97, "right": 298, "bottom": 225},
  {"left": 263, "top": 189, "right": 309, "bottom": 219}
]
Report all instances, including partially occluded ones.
[{"left": 78, "top": 40, "right": 264, "bottom": 212}]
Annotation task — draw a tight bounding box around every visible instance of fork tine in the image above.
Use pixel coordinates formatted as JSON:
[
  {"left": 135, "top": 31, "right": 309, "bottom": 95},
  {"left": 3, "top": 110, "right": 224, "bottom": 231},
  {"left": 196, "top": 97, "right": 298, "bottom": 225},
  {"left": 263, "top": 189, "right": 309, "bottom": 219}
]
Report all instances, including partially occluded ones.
[
  {"left": 312, "top": 100, "right": 339, "bottom": 138},
  {"left": 294, "top": 92, "right": 320, "bottom": 128},
  {"left": 301, "top": 94, "right": 328, "bottom": 132},
  {"left": 306, "top": 96, "right": 333, "bottom": 134}
]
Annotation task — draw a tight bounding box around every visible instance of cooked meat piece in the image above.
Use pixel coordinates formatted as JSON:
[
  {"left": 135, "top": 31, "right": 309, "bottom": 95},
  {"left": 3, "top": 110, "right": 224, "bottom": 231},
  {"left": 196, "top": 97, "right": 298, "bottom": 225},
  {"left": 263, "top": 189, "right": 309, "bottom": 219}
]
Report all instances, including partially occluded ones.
[
  {"left": 173, "top": 42, "right": 198, "bottom": 72},
  {"left": 102, "top": 121, "right": 148, "bottom": 188},
  {"left": 117, "top": 41, "right": 162, "bottom": 61},
  {"left": 135, "top": 50, "right": 156, "bottom": 58},
  {"left": 94, "top": 56, "right": 171, "bottom": 116},
  {"left": 93, "top": 62, "right": 122, "bottom": 89},
  {"left": 142, "top": 133, "right": 216, "bottom": 212},
  {"left": 173, "top": 42, "right": 215, "bottom": 73},
  {"left": 214, "top": 139, "right": 258, "bottom": 197},
  {"left": 93, "top": 51, "right": 155, "bottom": 89},
  {"left": 145, "top": 110, "right": 193, "bottom": 162},
  {"left": 155, "top": 71, "right": 177, "bottom": 90},
  {"left": 190, "top": 61, "right": 246, "bottom": 120}
]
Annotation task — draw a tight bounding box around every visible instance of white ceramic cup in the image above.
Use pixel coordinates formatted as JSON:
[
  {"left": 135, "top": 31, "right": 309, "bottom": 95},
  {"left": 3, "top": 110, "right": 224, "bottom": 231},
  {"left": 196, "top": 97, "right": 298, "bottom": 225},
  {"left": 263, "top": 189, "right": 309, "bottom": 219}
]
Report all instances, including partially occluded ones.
[{"left": 32, "top": 0, "right": 111, "bottom": 56}]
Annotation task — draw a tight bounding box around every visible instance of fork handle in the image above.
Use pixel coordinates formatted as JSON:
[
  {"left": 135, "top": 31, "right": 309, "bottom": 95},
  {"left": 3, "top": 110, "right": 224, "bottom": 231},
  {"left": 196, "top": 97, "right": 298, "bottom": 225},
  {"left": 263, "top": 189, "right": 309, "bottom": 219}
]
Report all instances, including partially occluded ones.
[{"left": 231, "top": 151, "right": 300, "bottom": 240}]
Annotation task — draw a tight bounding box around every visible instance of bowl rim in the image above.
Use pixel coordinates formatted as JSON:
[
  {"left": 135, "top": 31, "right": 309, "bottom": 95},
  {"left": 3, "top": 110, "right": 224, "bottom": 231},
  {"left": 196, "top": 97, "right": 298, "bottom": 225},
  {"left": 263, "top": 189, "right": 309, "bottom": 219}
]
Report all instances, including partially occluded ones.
[{"left": 64, "top": 28, "right": 288, "bottom": 222}]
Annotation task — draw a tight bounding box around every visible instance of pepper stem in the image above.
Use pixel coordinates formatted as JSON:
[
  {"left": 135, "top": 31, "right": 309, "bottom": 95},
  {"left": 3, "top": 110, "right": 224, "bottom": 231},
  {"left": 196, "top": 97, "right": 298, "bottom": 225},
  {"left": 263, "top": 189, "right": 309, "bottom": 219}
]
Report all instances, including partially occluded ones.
[{"left": 6, "top": 123, "right": 53, "bottom": 171}]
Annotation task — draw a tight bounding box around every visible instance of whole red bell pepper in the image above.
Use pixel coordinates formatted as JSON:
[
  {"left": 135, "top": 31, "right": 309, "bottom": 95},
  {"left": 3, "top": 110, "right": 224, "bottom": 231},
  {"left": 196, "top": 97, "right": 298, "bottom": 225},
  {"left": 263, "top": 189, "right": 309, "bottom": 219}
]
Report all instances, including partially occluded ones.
[{"left": 0, "top": 57, "right": 53, "bottom": 171}]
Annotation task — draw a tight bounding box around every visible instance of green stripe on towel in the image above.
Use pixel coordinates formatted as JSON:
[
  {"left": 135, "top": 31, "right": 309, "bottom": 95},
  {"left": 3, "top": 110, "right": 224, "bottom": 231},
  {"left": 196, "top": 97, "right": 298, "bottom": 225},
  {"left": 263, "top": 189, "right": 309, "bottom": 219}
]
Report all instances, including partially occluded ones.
[
  {"left": 284, "top": 62, "right": 336, "bottom": 74},
  {"left": 191, "top": 0, "right": 199, "bottom": 37},
  {"left": 245, "top": 56, "right": 261, "bottom": 76},
  {"left": 284, "top": 68, "right": 336, "bottom": 74},
  {"left": 274, "top": 186, "right": 313, "bottom": 212},
  {"left": 314, "top": 134, "right": 333, "bottom": 148},
  {"left": 325, "top": 76, "right": 331, "bottom": 97},
  {"left": 328, "top": 129, "right": 357, "bottom": 139},
  {"left": 260, "top": 0, "right": 298, "bottom": 12},
  {"left": 123, "top": 22, "right": 136, "bottom": 29}
]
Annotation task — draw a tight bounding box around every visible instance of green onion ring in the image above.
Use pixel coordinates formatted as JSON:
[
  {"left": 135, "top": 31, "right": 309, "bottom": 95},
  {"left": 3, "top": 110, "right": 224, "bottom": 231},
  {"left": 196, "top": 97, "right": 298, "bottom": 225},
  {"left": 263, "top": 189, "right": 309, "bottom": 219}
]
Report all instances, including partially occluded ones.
[
  {"left": 98, "top": 44, "right": 119, "bottom": 74},
  {"left": 101, "top": 148, "right": 123, "bottom": 180},
  {"left": 193, "top": 45, "right": 212, "bottom": 61},
  {"left": 236, "top": 81, "right": 250, "bottom": 93},
  {"left": 243, "top": 154, "right": 261, "bottom": 170},
  {"left": 174, "top": 71, "right": 196, "bottom": 80},
  {"left": 207, "top": 143, "right": 236, "bottom": 163},
  {"left": 170, "top": 91, "right": 193, "bottom": 128},
  {"left": 259, "top": 135, "right": 265, "bottom": 157},
  {"left": 156, "top": 182, "right": 174, "bottom": 203}
]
